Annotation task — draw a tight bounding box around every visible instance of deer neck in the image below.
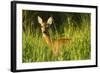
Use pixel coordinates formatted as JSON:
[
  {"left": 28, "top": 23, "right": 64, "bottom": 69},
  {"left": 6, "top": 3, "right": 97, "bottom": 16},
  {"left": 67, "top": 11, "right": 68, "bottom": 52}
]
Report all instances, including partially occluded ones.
[{"left": 42, "top": 32, "right": 52, "bottom": 46}]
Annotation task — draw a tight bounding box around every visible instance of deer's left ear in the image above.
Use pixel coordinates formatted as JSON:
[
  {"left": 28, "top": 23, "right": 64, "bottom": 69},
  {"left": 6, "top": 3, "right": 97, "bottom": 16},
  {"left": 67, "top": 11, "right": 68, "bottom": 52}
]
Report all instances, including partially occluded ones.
[{"left": 47, "top": 16, "right": 53, "bottom": 25}]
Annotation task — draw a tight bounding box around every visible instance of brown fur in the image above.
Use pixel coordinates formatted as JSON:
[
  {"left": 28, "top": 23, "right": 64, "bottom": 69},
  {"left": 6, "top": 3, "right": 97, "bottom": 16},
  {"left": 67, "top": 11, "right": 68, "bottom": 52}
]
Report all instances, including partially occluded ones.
[{"left": 38, "top": 16, "right": 71, "bottom": 56}]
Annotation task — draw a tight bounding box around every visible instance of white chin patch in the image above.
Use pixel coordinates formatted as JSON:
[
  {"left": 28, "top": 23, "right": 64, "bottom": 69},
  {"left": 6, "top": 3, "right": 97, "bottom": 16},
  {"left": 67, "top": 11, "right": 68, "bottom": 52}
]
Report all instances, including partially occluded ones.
[{"left": 43, "top": 33, "right": 46, "bottom": 37}]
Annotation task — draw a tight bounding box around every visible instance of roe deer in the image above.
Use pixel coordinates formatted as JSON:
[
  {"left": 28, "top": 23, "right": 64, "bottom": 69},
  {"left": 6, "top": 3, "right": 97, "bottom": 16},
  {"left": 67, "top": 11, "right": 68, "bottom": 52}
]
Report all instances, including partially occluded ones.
[{"left": 38, "top": 16, "right": 71, "bottom": 56}]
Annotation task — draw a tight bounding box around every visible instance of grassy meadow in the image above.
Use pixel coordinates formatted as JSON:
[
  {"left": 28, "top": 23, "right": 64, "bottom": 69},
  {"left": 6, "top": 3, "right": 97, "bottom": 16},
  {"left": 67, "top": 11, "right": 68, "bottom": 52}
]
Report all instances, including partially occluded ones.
[{"left": 22, "top": 11, "right": 91, "bottom": 63}]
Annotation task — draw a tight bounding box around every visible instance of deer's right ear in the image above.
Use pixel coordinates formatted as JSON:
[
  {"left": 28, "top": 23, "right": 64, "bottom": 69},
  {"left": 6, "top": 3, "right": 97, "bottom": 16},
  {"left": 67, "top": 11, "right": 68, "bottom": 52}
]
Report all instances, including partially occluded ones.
[{"left": 38, "top": 16, "right": 43, "bottom": 25}]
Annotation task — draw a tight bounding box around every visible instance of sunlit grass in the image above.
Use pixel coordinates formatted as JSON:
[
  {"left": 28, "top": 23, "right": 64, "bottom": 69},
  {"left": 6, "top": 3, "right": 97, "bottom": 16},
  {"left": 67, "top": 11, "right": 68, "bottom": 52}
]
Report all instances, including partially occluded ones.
[{"left": 22, "top": 21, "right": 91, "bottom": 63}]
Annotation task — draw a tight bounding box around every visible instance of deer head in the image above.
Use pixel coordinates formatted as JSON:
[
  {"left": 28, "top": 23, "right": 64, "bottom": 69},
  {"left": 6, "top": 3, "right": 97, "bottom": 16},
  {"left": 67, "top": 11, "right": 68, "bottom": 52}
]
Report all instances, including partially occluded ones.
[{"left": 38, "top": 16, "right": 53, "bottom": 34}]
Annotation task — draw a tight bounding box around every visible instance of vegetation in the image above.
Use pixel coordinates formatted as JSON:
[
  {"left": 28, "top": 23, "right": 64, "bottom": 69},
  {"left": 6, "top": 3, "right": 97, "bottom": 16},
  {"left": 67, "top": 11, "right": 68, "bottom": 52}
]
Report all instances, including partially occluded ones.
[{"left": 22, "top": 10, "right": 91, "bottom": 63}]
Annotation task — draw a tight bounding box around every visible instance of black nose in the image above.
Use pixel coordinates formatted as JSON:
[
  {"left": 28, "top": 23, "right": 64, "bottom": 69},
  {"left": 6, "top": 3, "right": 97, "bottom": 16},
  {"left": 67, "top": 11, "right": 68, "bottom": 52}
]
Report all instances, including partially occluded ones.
[{"left": 43, "top": 31, "right": 47, "bottom": 33}]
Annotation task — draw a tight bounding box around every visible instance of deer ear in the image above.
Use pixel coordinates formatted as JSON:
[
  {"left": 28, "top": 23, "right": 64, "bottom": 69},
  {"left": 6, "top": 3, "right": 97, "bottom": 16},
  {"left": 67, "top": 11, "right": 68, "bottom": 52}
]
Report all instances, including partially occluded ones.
[
  {"left": 38, "top": 16, "right": 43, "bottom": 25},
  {"left": 47, "top": 16, "right": 53, "bottom": 25}
]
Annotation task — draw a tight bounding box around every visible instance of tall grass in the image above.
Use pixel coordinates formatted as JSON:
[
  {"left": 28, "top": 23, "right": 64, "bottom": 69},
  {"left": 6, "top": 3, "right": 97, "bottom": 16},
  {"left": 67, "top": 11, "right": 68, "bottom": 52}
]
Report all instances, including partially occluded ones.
[{"left": 22, "top": 18, "right": 91, "bottom": 63}]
